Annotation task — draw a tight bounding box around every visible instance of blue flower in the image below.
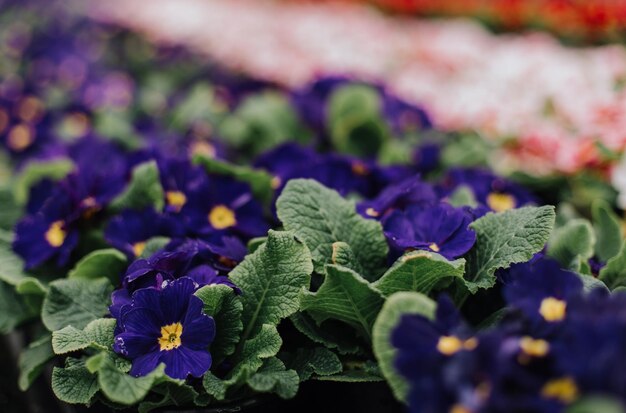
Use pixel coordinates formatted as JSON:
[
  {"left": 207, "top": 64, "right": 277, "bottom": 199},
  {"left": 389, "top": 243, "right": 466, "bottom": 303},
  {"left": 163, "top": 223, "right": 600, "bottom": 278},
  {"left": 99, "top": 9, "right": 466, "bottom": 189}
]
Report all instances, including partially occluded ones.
[
  {"left": 157, "top": 157, "right": 208, "bottom": 214},
  {"left": 383, "top": 203, "right": 476, "bottom": 259},
  {"left": 382, "top": 92, "right": 432, "bottom": 135},
  {"left": 357, "top": 174, "right": 437, "bottom": 219},
  {"left": 104, "top": 208, "right": 182, "bottom": 258},
  {"left": 439, "top": 168, "right": 537, "bottom": 213},
  {"left": 113, "top": 277, "right": 215, "bottom": 379}
]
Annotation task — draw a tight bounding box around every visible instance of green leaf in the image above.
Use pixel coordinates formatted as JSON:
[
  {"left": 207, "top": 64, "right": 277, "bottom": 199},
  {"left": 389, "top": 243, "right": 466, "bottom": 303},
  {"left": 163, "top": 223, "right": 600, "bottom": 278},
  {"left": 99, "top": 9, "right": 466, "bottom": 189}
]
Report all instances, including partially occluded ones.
[
  {"left": 0, "top": 186, "right": 21, "bottom": 230},
  {"left": 547, "top": 218, "right": 595, "bottom": 270},
  {"left": 18, "top": 335, "right": 54, "bottom": 391},
  {"left": 284, "top": 347, "right": 343, "bottom": 381},
  {"left": 139, "top": 236, "right": 170, "bottom": 259},
  {"left": 98, "top": 357, "right": 170, "bottom": 405},
  {"left": 330, "top": 242, "right": 365, "bottom": 275},
  {"left": 599, "top": 243, "right": 626, "bottom": 290},
  {"left": 137, "top": 382, "right": 200, "bottom": 413},
  {"left": 447, "top": 185, "right": 478, "bottom": 208},
  {"left": 567, "top": 397, "right": 626, "bottom": 413},
  {"left": 230, "top": 230, "right": 313, "bottom": 341},
  {"left": 277, "top": 179, "right": 388, "bottom": 278},
  {"left": 110, "top": 161, "right": 164, "bottom": 211},
  {"left": 372, "top": 292, "right": 436, "bottom": 402},
  {"left": 193, "top": 155, "right": 275, "bottom": 206},
  {"left": 464, "top": 206, "right": 556, "bottom": 293},
  {"left": 195, "top": 284, "right": 243, "bottom": 363},
  {"left": 15, "top": 277, "right": 47, "bottom": 295},
  {"left": 327, "top": 84, "right": 388, "bottom": 157},
  {"left": 247, "top": 358, "right": 299, "bottom": 399},
  {"left": 0, "top": 280, "right": 38, "bottom": 333},
  {"left": 577, "top": 273, "right": 609, "bottom": 293},
  {"left": 315, "top": 370, "right": 383, "bottom": 382},
  {"left": 13, "top": 158, "right": 74, "bottom": 204},
  {"left": 300, "top": 265, "right": 385, "bottom": 341},
  {"left": 373, "top": 250, "right": 465, "bottom": 297},
  {"left": 247, "top": 237, "right": 267, "bottom": 254},
  {"left": 0, "top": 229, "right": 28, "bottom": 286},
  {"left": 68, "top": 249, "right": 128, "bottom": 285},
  {"left": 52, "top": 361, "right": 100, "bottom": 405},
  {"left": 42, "top": 278, "right": 114, "bottom": 331},
  {"left": 290, "top": 312, "right": 363, "bottom": 355},
  {"left": 591, "top": 200, "right": 623, "bottom": 262},
  {"left": 52, "top": 318, "right": 116, "bottom": 354}
]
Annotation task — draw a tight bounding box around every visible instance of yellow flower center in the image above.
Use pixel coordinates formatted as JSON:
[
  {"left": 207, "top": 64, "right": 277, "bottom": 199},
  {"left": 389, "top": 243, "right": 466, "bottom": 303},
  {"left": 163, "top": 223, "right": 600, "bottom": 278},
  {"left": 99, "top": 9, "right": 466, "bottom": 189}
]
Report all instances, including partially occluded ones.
[
  {"left": 449, "top": 405, "right": 472, "bottom": 413},
  {"left": 158, "top": 322, "right": 183, "bottom": 351},
  {"left": 166, "top": 191, "right": 187, "bottom": 212},
  {"left": 365, "top": 208, "right": 379, "bottom": 217},
  {"left": 7, "top": 124, "right": 34, "bottom": 151},
  {"left": 60, "top": 112, "right": 90, "bottom": 139},
  {"left": 519, "top": 336, "right": 550, "bottom": 357},
  {"left": 437, "top": 336, "right": 478, "bottom": 356},
  {"left": 270, "top": 176, "right": 282, "bottom": 189},
  {"left": 190, "top": 141, "right": 216, "bottom": 158},
  {"left": 486, "top": 192, "right": 516, "bottom": 212},
  {"left": 541, "top": 377, "right": 578, "bottom": 404},
  {"left": 539, "top": 297, "right": 567, "bottom": 322},
  {"left": 45, "top": 220, "right": 67, "bottom": 247},
  {"left": 132, "top": 241, "right": 146, "bottom": 257},
  {"left": 208, "top": 205, "right": 237, "bottom": 230},
  {"left": 428, "top": 243, "right": 440, "bottom": 252},
  {"left": 351, "top": 161, "right": 369, "bottom": 176},
  {"left": 81, "top": 196, "right": 100, "bottom": 219}
]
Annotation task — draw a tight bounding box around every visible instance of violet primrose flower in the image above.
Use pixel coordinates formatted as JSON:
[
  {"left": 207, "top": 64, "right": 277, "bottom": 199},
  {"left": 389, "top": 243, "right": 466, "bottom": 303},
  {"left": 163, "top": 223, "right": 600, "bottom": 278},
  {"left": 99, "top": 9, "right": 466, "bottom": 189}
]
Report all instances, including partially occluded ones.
[{"left": 113, "top": 277, "right": 215, "bottom": 379}]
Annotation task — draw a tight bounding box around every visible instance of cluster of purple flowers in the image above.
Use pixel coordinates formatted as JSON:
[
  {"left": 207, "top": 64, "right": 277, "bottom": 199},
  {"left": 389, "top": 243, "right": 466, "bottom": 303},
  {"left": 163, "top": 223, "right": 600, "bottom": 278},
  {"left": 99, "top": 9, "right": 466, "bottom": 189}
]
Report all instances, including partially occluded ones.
[{"left": 393, "top": 255, "right": 625, "bottom": 413}]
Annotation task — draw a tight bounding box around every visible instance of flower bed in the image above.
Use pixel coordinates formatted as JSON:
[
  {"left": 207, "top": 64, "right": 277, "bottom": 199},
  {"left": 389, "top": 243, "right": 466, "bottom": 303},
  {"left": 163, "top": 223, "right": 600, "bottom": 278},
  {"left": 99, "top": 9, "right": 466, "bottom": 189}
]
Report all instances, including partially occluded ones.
[{"left": 2, "top": 2, "right": 626, "bottom": 413}]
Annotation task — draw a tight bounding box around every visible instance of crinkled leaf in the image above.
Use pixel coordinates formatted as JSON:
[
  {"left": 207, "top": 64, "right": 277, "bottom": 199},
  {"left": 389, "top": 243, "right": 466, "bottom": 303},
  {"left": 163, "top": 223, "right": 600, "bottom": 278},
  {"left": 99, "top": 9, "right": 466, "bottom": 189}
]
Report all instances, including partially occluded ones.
[
  {"left": 547, "top": 218, "right": 595, "bottom": 270},
  {"left": 277, "top": 179, "right": 388, "bottom": 279},
  {"left": 18, "top": 334, "right": 53, "bottom": 391},
  {"left": 373, "top": 250, "right": 465, "bottom": 297},
  {"left": 230, "top": 230, "right": 312, "bottom": 341},
  {"left": 330, "top": 242, "right": 364, "bottom": 275},
  {"left": 98, "top": 357, "right": 170, "bottom": 405},
  {"left": 52, "top": 318, "right": 116, "bottom": 354},
  {"left": 42, "top": 277, "right": 113, "bottom": 331},
  {"left": 110, "top": 161, "right": 164, "bottom": 211},
  {"left": 247, "top": 237, "right": 266, "bottom": 254},
  {"left": 372, "top": 291, "right": 436, "bottom": 402},
  {"left": 247, "top": 358, "right": 299, "bottom": 399},
  {"left": 68, "top": 249, "right": 127, "bottom": 285},
  {"left": 290, "top": 312, "right": 363, "bottom": 355},
  {"left": 284, "top": 347, "right": 343, "bottom": 381},
  {"left": 52, "top": 361, "right": 99, "bottom": 405},
  {"left": 300, "top": 265, "right": 385, "bottom": 341},
  {"left": 600, "top": 243, "right": 626, "bottom": 290},
  {"left": 465, "top": 206, "right": 555, "bottom": 293},
  {"left": 195, "top": 284, "right": 243, "bottom": 364},
  {"left": 592, "top": 200, "right": 623, "bottom": 262},
  {"left": 137, "top": 381, "right": 200, "bottom": 413}
]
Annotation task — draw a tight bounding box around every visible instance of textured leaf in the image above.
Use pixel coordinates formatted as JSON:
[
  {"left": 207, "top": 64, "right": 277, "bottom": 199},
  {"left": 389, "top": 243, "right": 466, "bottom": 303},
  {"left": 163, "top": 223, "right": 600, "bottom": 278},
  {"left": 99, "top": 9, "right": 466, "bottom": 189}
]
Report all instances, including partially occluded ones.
[
  {"left": 18, "top": 334, "right": 54, "bottom": 391},
  {"left": 68, "top": 249, "right": 128, "bottom": 285},
  {"left": 195, "top": 284, "right": 243, "bottom": 363},
  {"left": 52, "top": 318, "right": 116, "bottom": 354},
  {"left": 290, "top": 312, "right": 363, "bottom": 355},
  {"left": 592, "top": 200, "right": 623, "bottom": 262},
  {"left": 277, "top": 179, "right": 388, "bottom": 278},
  {"left": 300, "top": 265, "right": 385, "bottom": 341},
  {"left": 315, "top": 371, "right": 384, "bottom": 382},
  {"left": 599, "top": 243, "right": 626, "bottom": 290},
  {"left": 52, "top": 361, "right": 99, "bottom": 405},
  {"left": 330, "top": 242, "right": 364, "bottom": 275},
  {"left": 373, "top": 250, "right": 465, "bottom": 297},
  {"left": 0, "top": 229, "right": 28, "bottom": 286},
  {"left": 42, "top": 278, "right": 113, "bottom": 331},
  {"left": 247, "top": 237, "right": 267, "bottom": 253},
  {"left": 137, "top": 382, "right": 200, "bottom": 413},
  {"left": 0, "top": 280, "right": 38, "bottom": 333},
  {"left": 547, "top": 218, "right": 595, "bottom": 270},
  {"left": 230, "top": 230, "right": 312, "bottom": 341},
  {"left": 110, "top": 161, "right": 164, "bottom": 211},
  {"left": 465, "top": 206, "right": 556, "bottom": 293},
  {"left": 285, "top": 347, "right": 343, "bottom": 381},
  {"left": 98, "top": 357, "right": 170, "bottom": 405},
  {"left": 247, "top": 358, "right": 300, "bottom": 399},
  {"left": 372, "top": 292, "right": 436, "bottom": 402}
]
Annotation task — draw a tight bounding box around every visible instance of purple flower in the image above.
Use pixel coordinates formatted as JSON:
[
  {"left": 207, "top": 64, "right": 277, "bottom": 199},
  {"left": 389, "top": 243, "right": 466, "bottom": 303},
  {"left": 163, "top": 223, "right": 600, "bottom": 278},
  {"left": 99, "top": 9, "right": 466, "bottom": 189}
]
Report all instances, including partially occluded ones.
[
  {"left": 157, "top": 157, "right": 208, "bottom": 214},
  {"left": 382, "top": 92, "right": 432, "bottom": 135},
  {"left": 383, "top": 203, "right": 476, "bottom": 259},
  {"left": 439, "top": 168, "right": 537, "bottom": 213},
  {"left": 357, "top": 174, "right": 437, "bottom": 219},
  {"left": 113, "top": 277, "right": 215, "bottom": 379},
  {"left": 104, "top": 208, "right": 182, "bottom": 259}
]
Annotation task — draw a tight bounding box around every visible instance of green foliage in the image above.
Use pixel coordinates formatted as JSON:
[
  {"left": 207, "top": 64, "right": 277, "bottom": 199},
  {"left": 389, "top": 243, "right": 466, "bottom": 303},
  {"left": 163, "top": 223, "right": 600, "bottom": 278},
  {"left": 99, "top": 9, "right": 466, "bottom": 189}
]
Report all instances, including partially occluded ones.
[
  {"left": 373, "top": 250, "right": 465, "bottom": 297},
  {"left": 330, "top": 241, "right": 365, "bottom": 275},
  {"left": 0, "top": 186, "right": 21, "bottom": 230},
  {"left": 464, "top": 206, "right": 556, "bottom": 293},
  {"left": 42, "top": 278, "right": 113, "bottom": 331},
  {"left": 289, "top": 312, "right": 363, "bottom": 355},
  {"left": 0, "top": 279, "right": 39, "bottom": 333},
  {"left": 599, "top": 243, "right": 626, "bottom": 290},
  {"left": 547, "top": 218, "right": 595, "bottom": 271},
  {"left": 52, "top": 318, "right": 116, "bottom": 354},
  {"left": 0, "top": 229, "right": 29, "bottom": 286},
  {"left": 372, "top": 292, "right": 436, "bottom": 402},
  {"left": 13, "top": 158, "right": 73, "bottom": 204},
  {"left": 139, "top": 236, "right": 170, "bottom": 259},
  {"left": 247, "top": 358, "right": 299, "bottom": 399},
  {"left": 230, "top": 230, "right": 313, "bottom": 341},
  {"left": 110, "top": 161, "right": 164, "bottom": 211},
  {"left": 300, "top": 265, "right": 385, "bottom": 341},
  {"left": 591, "top": 200, "right": 623, "bottom": 262},
  {"left": 98, "top": 358, "right": 171, "bottom": 405},
  {"left": 284, "top": 347, "right": 343, "bottom": 381},
  {"left": 277, "top": 179, "right": 388, "bottom": 278},
  {"left": 18, "top": 334, "right": 54, "bottom": 391},
  {"left": 447, "top": 185, "right": 479, "bottom": 208},
  {"left": 52, "top": 359, "right": 100, "bottom": 405},
  {"left": 68, "top": 249, "right": 128, "bottom": 285}
]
